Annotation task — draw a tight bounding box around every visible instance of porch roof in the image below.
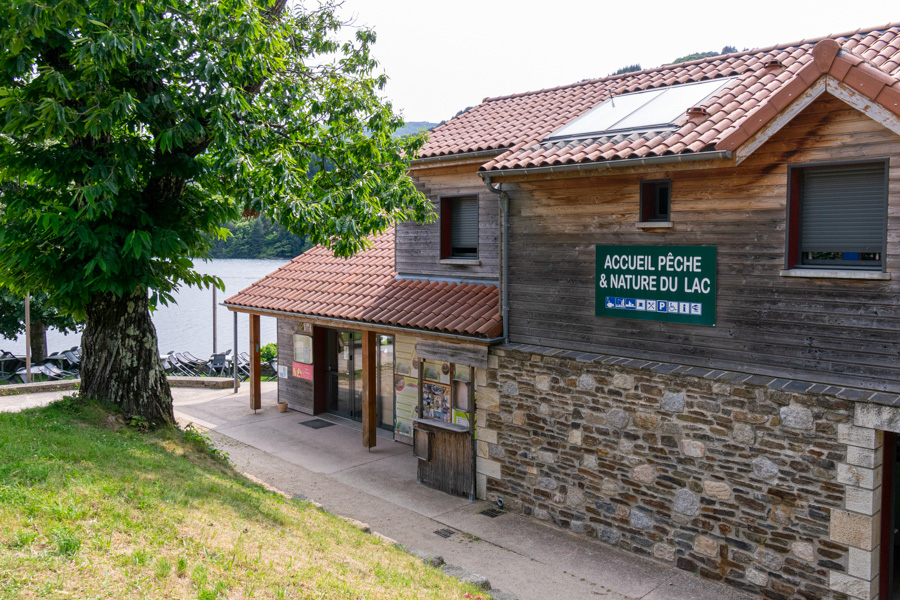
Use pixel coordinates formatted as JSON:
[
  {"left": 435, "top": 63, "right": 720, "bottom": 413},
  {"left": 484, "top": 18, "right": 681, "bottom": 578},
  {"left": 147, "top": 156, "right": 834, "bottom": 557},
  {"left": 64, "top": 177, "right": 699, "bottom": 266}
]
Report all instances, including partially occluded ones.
[{"left": 224, "top": 227, "right": 503, "bottom": 340}]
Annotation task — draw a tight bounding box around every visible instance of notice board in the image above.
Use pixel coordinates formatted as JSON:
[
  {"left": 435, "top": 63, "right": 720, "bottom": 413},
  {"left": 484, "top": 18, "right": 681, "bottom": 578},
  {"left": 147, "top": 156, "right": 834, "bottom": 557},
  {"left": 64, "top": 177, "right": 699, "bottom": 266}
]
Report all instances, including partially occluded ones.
[{"left": 595, "top": 245, "right": 717, "bottom": 326}]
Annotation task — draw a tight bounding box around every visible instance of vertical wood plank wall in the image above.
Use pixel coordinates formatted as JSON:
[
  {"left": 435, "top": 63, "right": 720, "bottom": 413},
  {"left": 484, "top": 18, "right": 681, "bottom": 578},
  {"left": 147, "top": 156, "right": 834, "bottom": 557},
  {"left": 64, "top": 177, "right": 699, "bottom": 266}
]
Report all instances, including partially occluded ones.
[{"left": 276, "top": 319, "right": 315, "bottom": 414}]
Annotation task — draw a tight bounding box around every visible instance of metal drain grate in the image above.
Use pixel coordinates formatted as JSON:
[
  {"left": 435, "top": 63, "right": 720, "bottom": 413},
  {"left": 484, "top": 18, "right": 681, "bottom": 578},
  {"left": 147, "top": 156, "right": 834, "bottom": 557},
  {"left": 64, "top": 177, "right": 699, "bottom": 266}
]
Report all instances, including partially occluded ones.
[
  {"left": 480, "top": 508, "right": 505, "bottom": 518},
  {"left": 300, "top": 419, "right": 335, "bottom": 429},
  {"left": 433, "top": 529, "right": 456, "bottom": 538}
]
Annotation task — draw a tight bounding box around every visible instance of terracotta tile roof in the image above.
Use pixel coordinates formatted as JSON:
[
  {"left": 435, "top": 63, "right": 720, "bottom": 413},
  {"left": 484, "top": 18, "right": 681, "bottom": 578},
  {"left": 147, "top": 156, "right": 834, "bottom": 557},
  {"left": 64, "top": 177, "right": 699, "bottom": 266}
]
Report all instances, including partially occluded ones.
[
  {"left": 224, "top": 228, "right": 503, "bottom": 339},
  {"left": 419, "top": 23, "right": 900, "bottom": 171}
]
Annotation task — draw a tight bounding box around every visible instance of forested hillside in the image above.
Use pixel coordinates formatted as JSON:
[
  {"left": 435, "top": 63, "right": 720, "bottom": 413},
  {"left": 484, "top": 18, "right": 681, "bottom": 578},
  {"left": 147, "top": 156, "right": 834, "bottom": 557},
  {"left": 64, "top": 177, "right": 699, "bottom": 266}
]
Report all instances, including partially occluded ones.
[{"left": 210, "top": 218, "right": 311, "bottom": 259}]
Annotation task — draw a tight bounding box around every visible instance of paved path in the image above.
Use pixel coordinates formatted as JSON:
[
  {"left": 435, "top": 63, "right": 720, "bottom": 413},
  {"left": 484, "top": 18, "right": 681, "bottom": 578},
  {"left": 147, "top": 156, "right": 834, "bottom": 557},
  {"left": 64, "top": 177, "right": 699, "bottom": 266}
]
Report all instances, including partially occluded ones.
[
  {"left": 5, "top": 385, "right": 755, "bottom": 600},
  {"left": 170, "top": 386, "right": 754, "bottom": 600}
]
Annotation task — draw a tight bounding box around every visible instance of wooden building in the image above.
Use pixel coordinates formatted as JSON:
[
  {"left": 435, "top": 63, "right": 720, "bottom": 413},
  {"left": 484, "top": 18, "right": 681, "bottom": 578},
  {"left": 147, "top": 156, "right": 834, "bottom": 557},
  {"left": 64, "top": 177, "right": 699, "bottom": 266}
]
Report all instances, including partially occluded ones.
[{"left": 229, "top": 24, "right": 900, "bottom": 600}]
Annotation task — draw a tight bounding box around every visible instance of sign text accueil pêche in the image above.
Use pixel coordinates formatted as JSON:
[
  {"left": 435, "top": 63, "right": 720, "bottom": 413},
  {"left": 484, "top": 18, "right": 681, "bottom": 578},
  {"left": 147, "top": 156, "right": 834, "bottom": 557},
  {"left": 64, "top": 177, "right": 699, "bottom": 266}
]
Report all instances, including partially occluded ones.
[{"left": 595, "top": 245, "right": 716, "bottom": 326}]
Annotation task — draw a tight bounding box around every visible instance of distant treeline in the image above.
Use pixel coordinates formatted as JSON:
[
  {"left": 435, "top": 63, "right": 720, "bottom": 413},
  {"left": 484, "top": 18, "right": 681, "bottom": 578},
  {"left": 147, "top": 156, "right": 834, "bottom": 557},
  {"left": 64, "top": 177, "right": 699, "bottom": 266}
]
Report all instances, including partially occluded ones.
[{"left": 210, "top": 218, "right": 311, "bottom": 259}]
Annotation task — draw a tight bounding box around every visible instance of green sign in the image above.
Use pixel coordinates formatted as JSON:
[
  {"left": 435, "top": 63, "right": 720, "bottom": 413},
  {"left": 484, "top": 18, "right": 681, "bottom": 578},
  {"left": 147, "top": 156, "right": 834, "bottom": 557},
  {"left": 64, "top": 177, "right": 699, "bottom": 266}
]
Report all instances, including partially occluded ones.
[{"left": 595, "top": 245, "right": 717, "bottom": 326}]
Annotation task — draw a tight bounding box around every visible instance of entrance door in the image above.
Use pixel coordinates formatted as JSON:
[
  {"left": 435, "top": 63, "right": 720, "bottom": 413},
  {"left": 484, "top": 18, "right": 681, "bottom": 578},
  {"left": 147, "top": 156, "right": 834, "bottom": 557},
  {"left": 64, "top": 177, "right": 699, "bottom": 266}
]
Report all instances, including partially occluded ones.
[
  {"left": 323, "top": 329, "right": 395, "bottom": 431},
  {"left": 327, "top": 330, "right": 362, "bottom": 420}
]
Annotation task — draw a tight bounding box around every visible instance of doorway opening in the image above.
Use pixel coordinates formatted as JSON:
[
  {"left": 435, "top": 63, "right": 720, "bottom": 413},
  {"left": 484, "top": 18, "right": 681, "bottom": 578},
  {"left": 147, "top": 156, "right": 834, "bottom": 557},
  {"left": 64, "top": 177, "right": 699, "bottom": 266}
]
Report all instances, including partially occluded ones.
[
  {"left": 323, "top": 328, "right": 394, "bottom": 431},
  {"left": 881, "top": 431, "right": 900, "bottom": 599}
]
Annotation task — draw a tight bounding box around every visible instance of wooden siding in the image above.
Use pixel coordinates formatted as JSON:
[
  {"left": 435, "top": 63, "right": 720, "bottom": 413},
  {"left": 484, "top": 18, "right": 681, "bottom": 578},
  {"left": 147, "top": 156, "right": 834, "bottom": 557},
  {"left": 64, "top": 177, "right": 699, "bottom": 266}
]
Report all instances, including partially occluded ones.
[
  {"left": 277, "top": 319, "right": 315, "bottom": 414},
  {"left": 502, "top": 95, "right": 900, "bottom": 392},
  {"left": 397, "top": 164, "right": 499, "bottom": 280}
]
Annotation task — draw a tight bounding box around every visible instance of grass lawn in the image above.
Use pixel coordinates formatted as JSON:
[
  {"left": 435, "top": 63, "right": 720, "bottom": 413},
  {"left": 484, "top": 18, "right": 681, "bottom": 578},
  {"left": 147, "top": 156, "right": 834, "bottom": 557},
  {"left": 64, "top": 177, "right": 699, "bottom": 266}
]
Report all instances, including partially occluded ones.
[{"left": 0, "top": 397, "right": 490, "bottom": 599}]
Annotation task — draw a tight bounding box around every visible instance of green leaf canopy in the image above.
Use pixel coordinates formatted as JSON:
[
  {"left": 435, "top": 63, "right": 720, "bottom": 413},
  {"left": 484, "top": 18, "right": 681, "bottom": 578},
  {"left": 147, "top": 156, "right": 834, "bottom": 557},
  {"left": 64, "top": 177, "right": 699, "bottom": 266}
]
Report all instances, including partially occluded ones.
[{"left": 0, "top": 0, "right": 432, "bottom": 316}]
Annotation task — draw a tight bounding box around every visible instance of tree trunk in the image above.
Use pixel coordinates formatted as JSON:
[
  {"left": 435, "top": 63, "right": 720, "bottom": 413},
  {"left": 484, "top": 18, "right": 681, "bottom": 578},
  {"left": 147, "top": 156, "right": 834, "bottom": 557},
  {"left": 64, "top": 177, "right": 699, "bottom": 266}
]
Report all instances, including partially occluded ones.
[
  {"left": 80, "top": 288, "right": 174, "bottom": 424},
  {"left": 30, "top": 320, "right": 47, "bottom": 363}
]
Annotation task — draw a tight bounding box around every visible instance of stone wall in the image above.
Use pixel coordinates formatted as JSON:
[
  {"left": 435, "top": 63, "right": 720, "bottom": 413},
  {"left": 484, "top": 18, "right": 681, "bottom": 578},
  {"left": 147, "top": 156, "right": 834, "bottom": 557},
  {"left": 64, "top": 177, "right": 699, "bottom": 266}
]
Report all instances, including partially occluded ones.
[{"left": 478, "top": 346, "right": 880, "bottom": 600}]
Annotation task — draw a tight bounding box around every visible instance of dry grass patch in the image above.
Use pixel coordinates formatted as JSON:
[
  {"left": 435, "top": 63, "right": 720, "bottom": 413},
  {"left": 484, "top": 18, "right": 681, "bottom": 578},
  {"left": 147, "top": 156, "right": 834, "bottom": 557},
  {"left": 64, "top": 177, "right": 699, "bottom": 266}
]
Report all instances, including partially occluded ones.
[{"left": 0, "top": 397, "right": 488, "bottom": 599}]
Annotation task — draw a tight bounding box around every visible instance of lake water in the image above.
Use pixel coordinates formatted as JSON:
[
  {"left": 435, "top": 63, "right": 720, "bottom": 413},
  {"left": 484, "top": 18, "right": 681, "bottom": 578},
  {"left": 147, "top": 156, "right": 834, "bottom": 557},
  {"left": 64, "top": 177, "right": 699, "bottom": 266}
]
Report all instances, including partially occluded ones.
[{"left": 0, "top": 259, "right": 288, "bottom": 359}]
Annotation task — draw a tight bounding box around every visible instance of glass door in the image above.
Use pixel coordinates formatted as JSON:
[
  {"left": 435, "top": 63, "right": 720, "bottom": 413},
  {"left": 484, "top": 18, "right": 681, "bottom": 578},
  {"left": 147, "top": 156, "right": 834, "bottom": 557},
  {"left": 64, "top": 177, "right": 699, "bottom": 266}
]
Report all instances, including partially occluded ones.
[
  {"left": 324, "top": 329, "right": 393, "bottom": 429},
  {"left": 328, "top": 330, "right": 362, "bottom": 420}
]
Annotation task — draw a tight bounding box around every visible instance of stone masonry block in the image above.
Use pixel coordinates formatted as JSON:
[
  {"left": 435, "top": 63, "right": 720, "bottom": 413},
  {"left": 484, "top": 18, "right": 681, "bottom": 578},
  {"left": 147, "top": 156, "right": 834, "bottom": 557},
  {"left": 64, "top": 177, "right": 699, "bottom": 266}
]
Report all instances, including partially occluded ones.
[
  {"left": 612, "top": 373, "right": 634, "bottom": 390},
  {"left": 476, "top": 368, "right": 487, "bottom": 387},
  {"left": 660, "top": 392, "right": 685, "bottom": 413},
  {"left": 746, "top": 567, "right": 768, "bottom": 587},
  {"left": 702, "top": 480, "right": 732, "bottom": 500},
  {"left": 476, "top": 472, "right": 487, "bottom": 500},
  {"left": 477, "top": 440, "right": 489, "bottom": 458},
  {"left": 478, "top": 387, "right": 500, "bottom": 412},
  {"left": 477, "top": 409, "right": 488, "bottom": 429},
  {"left": 606, "top": 408, "right": 629, "bottom": 429},
  {"left": 829, "top": 571, "right": 877, "bottom": 600},
  {"left": 680, "top": 439, "right": 706, "bottom": 458},
  {"left": 478, "top": 427, "right": 498, "bottom": 445},
  {"left": 577, "top": 374, "right": 595, "bottom": 390},
  {"left": 848, "top": 546, "right": 879, "bottom": 580},
  {"left": 846, "top": 486, "right": 881, "bottom": 516},
  {"left": 780, "top": 405, "right": 814, "bottom": 430},
  {"left": 733, "top": 422, "right": 755, "bottom": 444},
  {"left": 830, "top": 509, "right": 878, "bottom": 551},
  {"left": 476, "top": 457, "right": 502, "bottom": 481},
  {"left": 487, "top": 354, "right": 498, "bottom": 369},
  {"left": 792, "top": 541, "right": 815, "bottom": 562},
  {"left": 838, "top": 423, "right": 883, "bottom": 450},
  {"left": 633, "top": 464, "right": 656, "bottom": 483},
  {"left": 568, "top": 429, "right": 583, "bottom": 446},
  {"left": 847, "top": 446, "right": 882, "bottom": 469},
  {"left": 653, "top": 543, "right": 675, "bottom": 562},
  {"left": 855, "top": 402, "right": 900, "bottom": 435},
  {"left": 837, "top": 463, "right": 881, "bottom": 491},
  {"left": 694, "top": 535, "right": 718, "bottom": 557},
  {"left": 535, "top": 375, "right": 551, "bottom": 391}
]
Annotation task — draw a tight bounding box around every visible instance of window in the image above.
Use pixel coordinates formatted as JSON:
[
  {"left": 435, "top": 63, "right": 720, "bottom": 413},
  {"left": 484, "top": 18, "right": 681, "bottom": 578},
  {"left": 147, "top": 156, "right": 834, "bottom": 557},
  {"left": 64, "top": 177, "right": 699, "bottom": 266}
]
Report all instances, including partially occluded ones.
[
  {"left": 641, "top": 179, "right": 671, "bottom": 222},
  {"left": 546, "top": 78, "right": 735, "bottom": 141},
  {"left": 787, "top": 160, "right": 887, "bottom": 270},
  {"left": 440, "top": 196, "right": 478, "bottom": 259}
]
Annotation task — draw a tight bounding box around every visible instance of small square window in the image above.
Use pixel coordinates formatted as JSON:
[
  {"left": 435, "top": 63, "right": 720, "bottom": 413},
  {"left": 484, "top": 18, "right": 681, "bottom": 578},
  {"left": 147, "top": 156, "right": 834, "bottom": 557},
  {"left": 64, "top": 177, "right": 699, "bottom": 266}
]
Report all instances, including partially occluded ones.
[
  {"left": 787, "top": 161, "right": 887, "bottom": 270},
  {"left": 440, "top": 196, "right": 478, "bottom": 258},
  {"left": 640, "top": 179, "right": 671, "bottom": 222}
]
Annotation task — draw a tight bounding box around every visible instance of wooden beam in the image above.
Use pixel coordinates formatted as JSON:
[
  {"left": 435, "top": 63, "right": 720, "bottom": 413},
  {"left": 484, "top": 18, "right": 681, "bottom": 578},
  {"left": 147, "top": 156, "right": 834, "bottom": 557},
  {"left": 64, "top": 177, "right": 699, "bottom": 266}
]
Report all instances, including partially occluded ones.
[
  {"left": 361, "top": 331, "right": 377, "bottom": 448},
  {"left": 415, "top": 340, "right": 489, "bottom": 369},
  {"left": 249, "top": 314, "right": 261, "bottom": 411}
]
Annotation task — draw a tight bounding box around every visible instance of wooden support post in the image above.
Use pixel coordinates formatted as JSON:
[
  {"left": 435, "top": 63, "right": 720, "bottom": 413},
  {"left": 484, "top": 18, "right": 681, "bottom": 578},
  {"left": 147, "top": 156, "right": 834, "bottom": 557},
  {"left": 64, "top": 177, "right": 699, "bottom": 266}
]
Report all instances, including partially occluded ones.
[
  {"left": 361, "top": 330, "right": 377, "bottom": 449},
  {"left": 249, "top": 314, "right": 261, "bottom": 411}
]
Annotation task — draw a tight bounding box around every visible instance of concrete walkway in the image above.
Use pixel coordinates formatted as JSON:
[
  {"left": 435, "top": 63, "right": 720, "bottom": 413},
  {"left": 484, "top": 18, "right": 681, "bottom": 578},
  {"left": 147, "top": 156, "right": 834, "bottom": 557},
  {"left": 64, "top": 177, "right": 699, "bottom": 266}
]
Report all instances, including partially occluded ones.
[
  {"left": 170, "top": 386, "right": 754, "bottom": 600},
  {"left": 4, "top": 385, "right": 755, "bottom": 600}
]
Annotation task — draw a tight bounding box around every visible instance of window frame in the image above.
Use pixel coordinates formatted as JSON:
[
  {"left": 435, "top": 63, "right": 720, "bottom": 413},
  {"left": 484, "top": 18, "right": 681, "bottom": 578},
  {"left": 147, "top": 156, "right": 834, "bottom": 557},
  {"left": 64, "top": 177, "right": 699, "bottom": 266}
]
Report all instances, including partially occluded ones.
[
  {"left": 440, "top": 195, "right": 479, "bottom": 260},
  {"left": 640, "top": 179, "right": 672, "bottom": 223},
  {"left": 785, "top": 158, "right": 889, "bottom": 271}
]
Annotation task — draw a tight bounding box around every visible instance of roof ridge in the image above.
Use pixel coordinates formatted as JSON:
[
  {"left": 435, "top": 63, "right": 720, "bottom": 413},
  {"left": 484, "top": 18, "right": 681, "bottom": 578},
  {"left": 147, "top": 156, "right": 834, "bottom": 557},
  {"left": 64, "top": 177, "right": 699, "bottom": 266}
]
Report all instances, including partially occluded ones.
[{"left": 480, "top": 22, "right": 900, "bottom": 104}]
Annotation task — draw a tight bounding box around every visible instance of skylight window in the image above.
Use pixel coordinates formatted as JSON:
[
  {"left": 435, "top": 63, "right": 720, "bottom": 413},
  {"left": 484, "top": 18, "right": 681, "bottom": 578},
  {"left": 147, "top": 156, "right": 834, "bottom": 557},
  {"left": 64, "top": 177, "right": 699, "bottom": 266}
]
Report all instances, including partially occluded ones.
[{"left": 547, "top": 78, "right": 734, "bottom": 141}]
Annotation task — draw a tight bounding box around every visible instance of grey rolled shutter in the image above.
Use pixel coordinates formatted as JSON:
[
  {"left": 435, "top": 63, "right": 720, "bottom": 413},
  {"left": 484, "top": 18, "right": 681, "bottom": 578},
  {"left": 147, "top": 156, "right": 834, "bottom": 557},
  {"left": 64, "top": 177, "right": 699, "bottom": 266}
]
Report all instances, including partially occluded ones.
[
  {"left": 800, "top": 163, "right": 885, "bottom": 254},
  {"left": 451, "top": 197, "right": 478, "bottom": 255}
]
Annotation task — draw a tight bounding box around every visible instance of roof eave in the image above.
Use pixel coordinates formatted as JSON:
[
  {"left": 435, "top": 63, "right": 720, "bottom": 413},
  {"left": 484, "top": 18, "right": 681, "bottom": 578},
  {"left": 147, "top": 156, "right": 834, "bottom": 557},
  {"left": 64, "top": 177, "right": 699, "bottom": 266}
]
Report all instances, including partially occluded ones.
[
  {"left": 223, "top": 303, "right": 505, "bottom": 345},
  {"left": 478, "top": 150, "right": 734, "bottom": 179}
]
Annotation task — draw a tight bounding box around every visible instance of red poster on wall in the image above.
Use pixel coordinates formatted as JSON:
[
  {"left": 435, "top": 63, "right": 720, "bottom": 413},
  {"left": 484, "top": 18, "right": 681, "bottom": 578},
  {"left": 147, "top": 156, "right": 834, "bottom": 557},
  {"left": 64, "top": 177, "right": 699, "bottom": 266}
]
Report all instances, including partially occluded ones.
[{"left": 292, "top": 361, "right": 313, "bottom": 380}]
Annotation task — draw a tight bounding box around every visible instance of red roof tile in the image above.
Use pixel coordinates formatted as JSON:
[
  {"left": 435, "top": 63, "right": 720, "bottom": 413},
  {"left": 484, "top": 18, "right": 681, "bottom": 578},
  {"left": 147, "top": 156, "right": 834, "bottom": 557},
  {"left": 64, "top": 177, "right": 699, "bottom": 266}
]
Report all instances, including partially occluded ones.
[
  {"left": 225, "top": 228, "right": 502, "bottom": 340},
  {"left": 419, "top": 23, "right": 900, "bottom": 171}
]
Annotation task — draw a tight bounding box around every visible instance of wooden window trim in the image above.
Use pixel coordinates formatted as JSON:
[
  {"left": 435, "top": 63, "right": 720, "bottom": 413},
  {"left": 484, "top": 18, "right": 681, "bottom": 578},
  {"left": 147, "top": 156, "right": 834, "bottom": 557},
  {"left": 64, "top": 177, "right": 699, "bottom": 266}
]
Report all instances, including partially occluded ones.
[
  {"left": 640, "top": 179, "right": 671, "bottom": 223},
  {"left": 785, "top": 158, "right": 888, "bottom": 271}
]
